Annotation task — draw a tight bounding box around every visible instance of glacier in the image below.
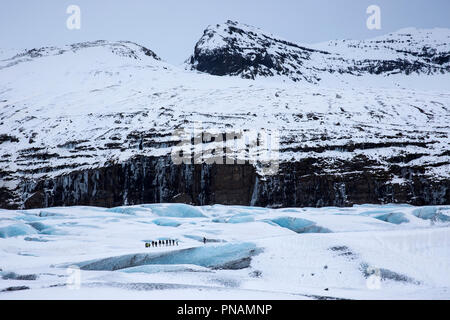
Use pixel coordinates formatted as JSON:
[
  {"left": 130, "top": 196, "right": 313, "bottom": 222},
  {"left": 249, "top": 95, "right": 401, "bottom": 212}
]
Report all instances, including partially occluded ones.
[{"left": 0, "top": 203, "right": 449, "bottom": 299}]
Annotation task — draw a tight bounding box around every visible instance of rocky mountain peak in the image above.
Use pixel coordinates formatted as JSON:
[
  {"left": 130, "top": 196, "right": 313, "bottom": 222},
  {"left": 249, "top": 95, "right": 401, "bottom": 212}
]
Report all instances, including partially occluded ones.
[{"left": 187, "top": 21, "right": 450, "bottom": 83}]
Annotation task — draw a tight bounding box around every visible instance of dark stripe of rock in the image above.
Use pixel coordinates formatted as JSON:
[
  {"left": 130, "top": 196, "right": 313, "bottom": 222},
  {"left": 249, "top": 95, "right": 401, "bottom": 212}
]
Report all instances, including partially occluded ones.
[{"left": 8, "top": 155, "right": 449, "bottom": 209}]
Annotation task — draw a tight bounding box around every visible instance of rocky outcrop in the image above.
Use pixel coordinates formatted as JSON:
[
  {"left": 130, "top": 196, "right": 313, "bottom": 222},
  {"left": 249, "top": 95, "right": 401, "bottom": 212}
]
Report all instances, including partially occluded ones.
[{"left": 18, "top": 155, "right": 449, "bottom": 209}]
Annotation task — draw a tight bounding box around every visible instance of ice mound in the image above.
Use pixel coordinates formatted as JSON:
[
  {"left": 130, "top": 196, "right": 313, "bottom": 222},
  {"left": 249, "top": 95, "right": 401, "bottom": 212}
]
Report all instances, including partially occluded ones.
[
  {"left": 375, "top": 212, "right": 409, "bottom": 224},
  {"left": 68, "top": 242, "right": 260, "bottom": 271},
  {"left": 356, "top": 204, "right": 414, "bottom": 209},
  {"left": 412, "top": 207, "right": 450, "bottom": 222},
  {"left": 14, "top": 215, "right": 41, "bottom": 222},
  {"left": 227, "top": 214, "right": 255, "bottom": 224},
  {"left": 152, "top": 218, "right": 181, "bottom": 227},
  {"left": 27, "top": 222, "right": 66, "bottom": 235},
  {"left": 120, "top": 264, "right": 211, "bottom": 274},
  {"left": 106, "top": 206, "right": 149, "bottom": 215},
  {"left": 27, "top": 222, "right": 52, "bottom": 232},
  {"left": 143, "top": 204, "right": 205, "bottom": 218},
  {"left": 269, "top": 217, "right": 332, "bottom": 233},
  {"left": 211, "top": 212, "right": 255, "bottom": 224},
  {"left": 38, "top": 211, "right": 65, "bottom": 217},
  {"left": 0, "top": 223, "right": 37, "bottom": 238}
]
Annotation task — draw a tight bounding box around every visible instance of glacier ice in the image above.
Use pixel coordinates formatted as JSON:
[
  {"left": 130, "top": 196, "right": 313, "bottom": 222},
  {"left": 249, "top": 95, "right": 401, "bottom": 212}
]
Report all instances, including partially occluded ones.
[
  {"left": 375, "top": 212, "right": 409, "bottom": 224},
  {"left": 152, "top": 218, "right": 181, "bottom": 227},
  {"left": 0, "top": 223, "right": 37, "bottom": 238},
  {"left": 227, "top": 214, "right": 255, "bottom": 224},
  {"left": 106, "top": 206, "right": 149, "bottom": 215},
  {"left": 412, "top": 206, "right": 450, "bottom": 222},
  {"left": 69, "top": 242, "right": 260, "bottom": 271},
  {"left": 269, "top": 217, "right": 332, "bottom": 233},
  {"left": 143, "top": 204, "right": 205, "bottom": 218},
  {"left": 1, "top": 203, "right": 449, "bottom": 299},
  {"left": 38, "top": 211, "right": 65, "bottom": 217}
]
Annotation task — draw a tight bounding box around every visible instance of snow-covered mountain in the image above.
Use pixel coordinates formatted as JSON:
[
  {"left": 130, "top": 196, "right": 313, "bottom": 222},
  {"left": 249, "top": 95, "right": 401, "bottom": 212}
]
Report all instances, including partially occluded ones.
[
  {"left": 0, "top": 22, "right": 449, "bottom": 209},
  {"left": 188, "top": 21, "right": 450, "bottom": 83}
]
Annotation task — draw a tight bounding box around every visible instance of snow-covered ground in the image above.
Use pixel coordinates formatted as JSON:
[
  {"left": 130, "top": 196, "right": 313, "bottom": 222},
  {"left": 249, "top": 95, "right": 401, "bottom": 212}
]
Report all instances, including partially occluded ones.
[{"left": 0, "top": 203, "right": 449, "bottom": 299}]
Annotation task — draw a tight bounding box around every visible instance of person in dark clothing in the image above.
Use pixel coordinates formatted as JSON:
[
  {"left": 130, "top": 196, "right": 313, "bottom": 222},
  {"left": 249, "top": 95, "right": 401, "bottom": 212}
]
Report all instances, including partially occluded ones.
[{"left": 203, "top": 237, "right": 206, "bottom": 244}]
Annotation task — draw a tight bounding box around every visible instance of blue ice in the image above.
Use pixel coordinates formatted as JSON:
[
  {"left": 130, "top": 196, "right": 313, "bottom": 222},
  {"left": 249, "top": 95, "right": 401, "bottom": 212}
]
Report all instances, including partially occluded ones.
[
  {"left": 375, "top": 212, "right": 409, "bottom": 224},
  {"left": 143, "top": 204, "right": 205, "bottom": 218},
  {"left": 71, "top": 242, "right": 259, "bottom": 271},
  {"left": 152, "top": 218, "right": 181, "bottom": 227},
  {"left": 0, "top": 223, "right": 37, "bottom": 238},
  {"left": 269, "top": 217, "right": 332, "bottom": 233},
  {"left": 412, "top": 207, "right": 450, "bottom": 222}
]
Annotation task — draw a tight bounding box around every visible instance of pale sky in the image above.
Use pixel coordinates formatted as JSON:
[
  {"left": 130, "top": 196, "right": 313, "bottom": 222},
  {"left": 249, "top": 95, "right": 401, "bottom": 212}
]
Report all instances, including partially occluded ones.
[{"left": 1, "top": 0, "right": 449, "bottom": 64}]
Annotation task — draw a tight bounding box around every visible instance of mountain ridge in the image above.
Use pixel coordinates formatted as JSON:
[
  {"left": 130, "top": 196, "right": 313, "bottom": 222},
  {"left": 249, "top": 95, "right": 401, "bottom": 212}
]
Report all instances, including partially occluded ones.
[{"left": 187, "top": 20, "right": 450, "bottom": 83}]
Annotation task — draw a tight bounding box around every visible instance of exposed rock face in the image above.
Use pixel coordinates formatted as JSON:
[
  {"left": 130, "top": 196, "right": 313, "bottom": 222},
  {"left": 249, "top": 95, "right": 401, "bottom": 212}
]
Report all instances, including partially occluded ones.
[
  {"left": 188, "top": 21, "right": 450, "bottom": 83},
  {"left": 18, "top": 155, "right": 449, "bottom": 209},
  {"left": 20, "top": 156, "right": 255, "bottom": 209}
]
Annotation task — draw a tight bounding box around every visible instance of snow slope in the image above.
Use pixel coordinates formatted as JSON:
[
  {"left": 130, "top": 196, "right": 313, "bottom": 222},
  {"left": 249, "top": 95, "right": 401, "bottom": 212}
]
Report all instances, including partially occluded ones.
[{"left": 0, "top": 203, "right": 449, "bottom": 299}]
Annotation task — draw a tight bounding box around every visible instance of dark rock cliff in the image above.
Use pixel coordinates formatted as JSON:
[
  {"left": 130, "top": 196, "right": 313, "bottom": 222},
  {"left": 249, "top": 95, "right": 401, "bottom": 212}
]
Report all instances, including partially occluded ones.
[{"left": 15, "top": 155, "right": 449, "bottom": 209}]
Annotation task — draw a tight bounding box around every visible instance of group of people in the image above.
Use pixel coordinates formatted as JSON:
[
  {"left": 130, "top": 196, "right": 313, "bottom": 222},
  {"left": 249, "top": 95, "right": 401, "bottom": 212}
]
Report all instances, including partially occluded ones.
[
  {"left": 145, "top": 237, "right": 208, "bottom": 248},
  {"left": 145, "top": 239, "right": 178, "bottom": 248}
]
